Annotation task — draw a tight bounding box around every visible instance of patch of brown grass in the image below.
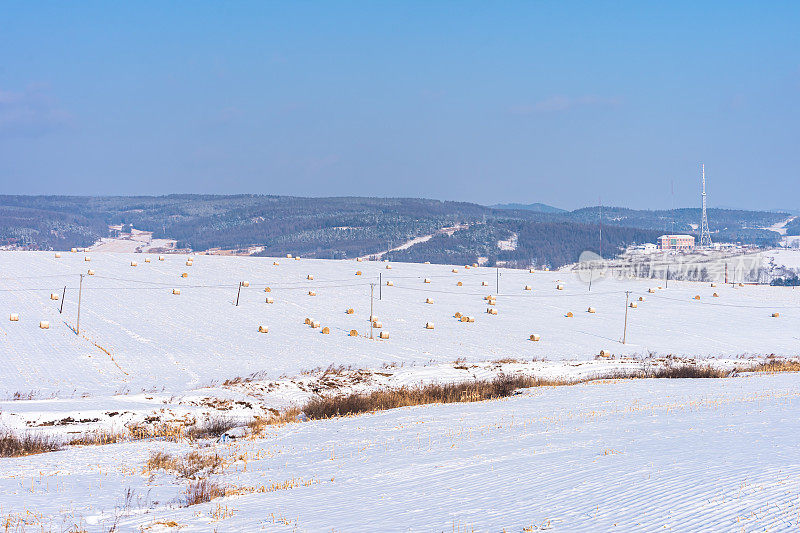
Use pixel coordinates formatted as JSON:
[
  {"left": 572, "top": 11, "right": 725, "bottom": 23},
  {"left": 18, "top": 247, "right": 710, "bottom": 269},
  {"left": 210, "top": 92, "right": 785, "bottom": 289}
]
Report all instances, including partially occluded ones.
[
  {"left": 247, "top": 408, "right": 302, "bottom": 435},
  {"left": 302, "top": 373, "right": 565, "bottom": 420},
  {"left": 0, "top": 431, "right": 62, "bottom": 457},
  {"left": 144, "top": 450, "right": 223, "bottom": 479},
  {"left": 183, "top": 479, "right": 225, "bottom": 506},
  {"left": 68, "top": 429, "right": 128, "bottom": 447},
  {"left": 749, "top": 359, "right": 800, "bottom": 373}
]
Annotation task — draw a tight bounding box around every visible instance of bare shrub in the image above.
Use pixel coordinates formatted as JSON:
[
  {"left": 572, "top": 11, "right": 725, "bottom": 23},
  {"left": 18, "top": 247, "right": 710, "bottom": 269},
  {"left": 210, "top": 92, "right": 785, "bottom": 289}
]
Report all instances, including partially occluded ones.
[
  {"left": 749, "top": 359, "right": 800, "bottom": 373},
  {"left": 144, "top": 450, "right": 223, "bottom": 479},
  {"left": 183, "top": 479, "right": 225, "bottom": 506},
  {"left": 0, "top": 431, "right": 62, "bottom": 457},
  {"left": 186, "top": 417, "right": 239, "bottom": 440}
]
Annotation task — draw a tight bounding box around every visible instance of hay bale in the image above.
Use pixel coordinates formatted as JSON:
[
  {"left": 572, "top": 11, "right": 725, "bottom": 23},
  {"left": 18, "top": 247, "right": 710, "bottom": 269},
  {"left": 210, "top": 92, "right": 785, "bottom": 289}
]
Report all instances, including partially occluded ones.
[
  {"left": 487, "top": 308, "right": 498, "bottom": 315},
  {"left": 311, "top": 321, "right": 321, "bottom": 329},
  {"left": 264, "top": 287, "right": 271, "bottom": 292},
  {"left": 454, "top": 312, "right": 462, "bottom": 318},
  {"left": 321, "top": 326, "right": 330, "bottom": 334},
  {"left": 294, "top": 257, "right": 300, "bottom": 261},
  {"left": 158, "top": 255, "right": 165, "bottom": 261},
  {"left": 9, "top": 313, "right": 19, "bottom": 322},
  {"left": 693, "top": 295, "right": 701, "bottom": 300},
  {"left": 472, "top": 263, "right": 478, "bottom": 268},
  {"left": 529, "top": 334, "right": 541, "bottom": 342},
  {"left": 369, "top": 315, "right": 379, "bottom": 322},
  {"left": 379, "top": 331, "right": 389, "bottom": 339},
  {"left": 468, "top": 316, "right": 475, "bottom": 323},
  {"left": 464, "top": 265, "right": 470, "bottom": 269},
  {"left": 629, "top": 302, "right": 638, "bottom": 308},
  {"left": 349, "top": 329, "right": 359, "bottom": 336},
  {"left": 84, "top": 256, "right": 91, "bottom": 262},
  {"left": 738, "top": 283, "right": 744, "bottom": 287},
  {"left": 71, "top": 248, "right": 77, "bottom": 253},
  {"left": 87, "top": 269, "right": 95, "bottom": 275},
  {"left": 172, "top": 288, "right": 180, "bottom": 295},
  {"left": 181, "top": 272, "right": 188, "bottom": 278},
  {"left": 372, "top": 320, "right": 382, "bottom": 328},
  {"left": 54, "top": 252, "right": 61, "bottom": 258},
  {"left": 772, "top": 312, "right": 780, "bottom": 318},
  {"left": 258, "top": 325, "right": 269, "bottom": 333},
  {"left": 482, "top": 281, "right": 488, "bottom": 286},
  {"left": 39, "top": 321, "right": 50, "bottom": 330},
  {"left": 287, "top": 254, "right": 293, "bottom": 258},
  {"left": 50, "top": 293, "right": 59, "bottom": 301},
  {"left": 425, "top": 322, "right": 434, "bottom": 329},
  {"left": 451, "top": 268, "right": 458, "bottom": 273},
  {"left": 308, "top": 291, "right": 316, "bottom": 296},
  {"left": 386, "top": 264, "right": 392, "bottom": 269},
  {"left": 424, "top": 261, "right": 431, "bottom": 264},
  {"left": 556, "top": 284, "right": 564, "bottom": 290},
  {"left": 385, "top": 280, "right": 393, "bottom": 286},
  {"left": 710, "top": 283, "right": 717, "bottom": 287},
  {"left": 587, "top": 307, "right": 596, "bottom": 313},
  {"left": 346, "top": 308, "right": 355, "bottom": 314},
  {"left": 273, "top": 261, "right": 279, "bottom": 266},
  {"left": 425, "top": 298, "right": 434, "bottom": 304},
  {"left": 265, "top": 297, "right": 274, "bottom": 304},
  {"left": 355, "top": 270, "right": 362, "bottom": 276},
  {"left": 130, "top": 261, "right": 137, "bottom": 267},
  {"left": 638, "top": 296, "right": 645, "bottom": 302},
  {"left": 648, "top": 288, "right": 656, "bottom": 293},
  {"left": 599, "top": 350, "right": 611, "bottom": 358},
  {"left": 713, "top": 292, "right": 719, "bottom": 297},
  {"left": 241, "top": 281, "right": 250, "bottom": 287},
  {"left": 487, "top": 299, "right": 496, "bottom": 306},
  {"left": 484, "top": 295, "right": 494, "bottom": 300},
  {"left": 185, "top": 260, "right": 192, "bottom": 267},
  {"left": 356, "top": 257, "right": 363, "bottom": 262},
  {"left": 524, "top": 285, "right": 532, "bottom": 291},
  {"left": 307, "top": 274, "right": 314, "bottom": 280},
  {"left": 460, "top": 316, "right": 470, "bottom": 322},
  {"left": 423, "top": 278, "right": 431, "bottom": 284},
  {"left": 657, "top": 286, "right": 663, "bottom": 290},
  {"left": 144, "top": 257, "right": 151, "bottom": 263},
  {"left": 304, "top": 317, "right": 312, "bottom": 325},
  {"left": 565, "top": 311, "right": 573, "bottom": 318},
  {"left": 456, "top": 281, "right": 463, "bottom": 286}
]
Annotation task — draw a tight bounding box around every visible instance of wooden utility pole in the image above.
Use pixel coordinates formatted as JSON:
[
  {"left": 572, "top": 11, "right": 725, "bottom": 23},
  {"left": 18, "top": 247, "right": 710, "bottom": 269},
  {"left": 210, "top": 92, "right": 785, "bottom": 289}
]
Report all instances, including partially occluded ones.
[
  {"left": 379, "top": 273, "right": 382, "bottom": 300},
  {"left": 369, "top": 283, "right": 375, "bottom": 340},
  {"left": 235, "top": 282, "right": 242, "bottom": 306},
  {"left": 622, "top": 290, "right": 631, "bottom": 344},
  {"left": 588, "top": 267, "right": 593, "bottom": 292},
  {"left": 665, "top": 265, "right": 670, "bottom": 289},
  {"left": 59, "top": 285, "right": 66, "bottom": 314},
  {"left": 496, "top": 266, "right": 499, "bottom": 294},
  {"left": 76, "top": 274, "right": 84, "bottom": 335}
]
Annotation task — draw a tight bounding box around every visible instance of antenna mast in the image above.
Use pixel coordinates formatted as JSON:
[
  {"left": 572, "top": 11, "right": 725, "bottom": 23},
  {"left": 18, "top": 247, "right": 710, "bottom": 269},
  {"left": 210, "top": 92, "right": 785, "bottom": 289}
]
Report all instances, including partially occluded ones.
[{"left": 699, "top": 163, "right": 712, "bottom": 248}]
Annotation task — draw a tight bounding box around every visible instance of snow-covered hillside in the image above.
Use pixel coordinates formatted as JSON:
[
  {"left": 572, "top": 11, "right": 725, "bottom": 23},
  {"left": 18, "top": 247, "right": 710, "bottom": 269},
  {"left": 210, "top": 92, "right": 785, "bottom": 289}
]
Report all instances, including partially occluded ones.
[
  {"left": 2, "top": 373, "right": 799, "bottom": 531},
  {"left": 0, "top": 251, "right": 798, "bottom": 399}
]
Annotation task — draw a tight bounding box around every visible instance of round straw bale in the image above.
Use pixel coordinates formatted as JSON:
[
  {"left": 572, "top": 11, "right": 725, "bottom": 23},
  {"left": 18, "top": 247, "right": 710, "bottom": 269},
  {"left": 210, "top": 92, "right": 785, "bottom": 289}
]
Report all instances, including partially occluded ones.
[
  {"left": 172, "top": 288, "right": 180, "bottom": 295},
  {"left": 524, "top": 285, "right": 532, "bottom": 291},
  {"left": 265, "top": 297, "right": 274, "bottom": 304},
  {"left": 587, "top": 307, "right": 596, "bottom": 313},
  {"left": 345, "top": 308, "right": 355, "bottom": 314},
  {"left": 629, "top": 302, "right": 638, "bottom": 308},
  {"left": 181, "top": 272, "right": 188, "bottom": 278},
  {"left": 9, "top": 313, "right": 19, "bottom": 321},
  {"left": 144, "top": 257, "right": 151, "bottom": 263},
  {"left": 379, "top": 331, "right": 389, "bottom": 339},
  {"left": 265, "top": 287, "right": 271, "bottom": 292},
  {"left": 556, "top": 284, "right": 564, "bottom": 290},
  {"left": 529, "top": 334, "right": 541, "bottom": 341},
  {"left": 456, "top": 281, "right": 463, "bottom": 286},
  {"left": 258, "top": 325, "right": 269, "bottom": 333},
  {"left": 487, "top": 308, "right": 498, "bottom": 315},
  {"left": 355, "top": 270, "right": 362, "bottom": 276},
  {"left": 694, "top": 295, "right": 701, "bottom": 300},
  {"left": 85, "top": 256, "right": 91, "bottom": 262},
  {"left": 599, "top": 350, "right": 611, "bottom": 358},
  {"left": 425, "top": 298, "right": 434, "bottom": 304},
  {"left": 241, "top": 281, "right": 249, "bottom": 287},
  {"left": 311, "top": 321, "right": 320, "bottom": 329},
  {"left": 130, "top": 261, "right": 137, "bottom": 267},
  {"left": 87, "top": 269, "right": 95, "bottom": 275},
  {"left": 451, "top": 268, "right": 458, "bottom": 273},
  {"left": 273, "top": 261, "right": 279, "bottom": 266},
  {"left": 565, "top": 311, "right": 573, "bottom": 318},
  {"left": 713, "top": 292, "right": 719, "bottom": 297},
  {"left": 308, "top": 291, "right": 316, "bottom": 296},
  {"left": 321, "top": 326, "right": 330, "bottom": 334},
  {"left": 54, "top": 252, "right": 61, "bottom": 258},
  {"left": 425, "top": 322, "right": 434, "bottom": 329},
  {"left": 158, "top": 255, "right": 165, "bottom": 261},
  {"left": 454, "top": 312, "right": 462, "bottom": 318},
  {"left": 372, "top": 320, "right": 382, "bottom": 328},
  {"left": 423, "top": 278, "right": 431, "bottom": 283},
  {"left": 50, "top": 293, "right": 59, "bottom": 301},
  {"left": 386, "top": 280, "right": 393, "bottom": 286},
  {"left": 386, "top": 264, "right": 392, "bottom": 269},
  {"left": 307, "top": 274, "right": 314, "bottom": 280},
  {"left": 772, "top": 312, "right": 780, "bottom": 318},
  {"left": 482, "top": 281, "right": 488, "bottom": 286},
  {"left": 39, "top": 321, "right": 50, "bottom": 329},
  {"left": 350, "top": 329, "right": 359, "bottom": 336}
]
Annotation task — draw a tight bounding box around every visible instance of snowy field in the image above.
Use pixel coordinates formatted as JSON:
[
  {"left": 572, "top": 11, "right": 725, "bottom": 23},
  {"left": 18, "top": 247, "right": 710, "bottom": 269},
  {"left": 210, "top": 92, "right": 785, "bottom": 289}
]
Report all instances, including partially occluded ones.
[
  {"left": 1, "top": 251, "right": 799, "bottom": 531},
  {"left": 0, "top": 251, "right": 798, "bottom": 400},
  {"left": 2, "top": 372, "right": 799, "bottom": 531}
]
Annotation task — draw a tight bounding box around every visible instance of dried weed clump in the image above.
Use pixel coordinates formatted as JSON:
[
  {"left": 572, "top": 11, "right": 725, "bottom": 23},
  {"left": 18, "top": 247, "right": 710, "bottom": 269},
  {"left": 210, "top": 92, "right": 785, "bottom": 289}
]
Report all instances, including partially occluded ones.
[{"left": 0, "top": 432, "right": 62, "bottom": 457}]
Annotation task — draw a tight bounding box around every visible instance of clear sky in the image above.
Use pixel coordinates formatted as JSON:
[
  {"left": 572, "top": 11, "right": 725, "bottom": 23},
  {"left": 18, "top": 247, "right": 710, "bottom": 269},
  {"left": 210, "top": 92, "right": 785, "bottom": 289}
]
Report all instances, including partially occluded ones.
[{"left": 1, "top": 1, "right": 798, "bottom": 211}]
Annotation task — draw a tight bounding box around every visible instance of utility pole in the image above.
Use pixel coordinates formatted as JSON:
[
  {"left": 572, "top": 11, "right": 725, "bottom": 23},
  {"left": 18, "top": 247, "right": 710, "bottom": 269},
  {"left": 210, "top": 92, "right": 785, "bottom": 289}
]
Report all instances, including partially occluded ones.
[
  {"left": 496, "top": 266, "right": 499, "bottom": 294},
  {"left": 599, "top": 197, "right": 603, "bottom": 259},
  {"left": 622, "top": 290, "right": 631, "bottom": 344},
  {"left": 665, "top": 264, "right": 670, "bottom": 289},
  {"left": 379, "top": 272, "right": 382, "bottom": 300},
  {"left": 76, "top": 274, "right": 84, "bottom": 335},
  {"left": 235, "top": 282, "right": 243, "bottom": 306},
  {"left": 369, "top": 283, "right": 375, "bottom": 340},
  {"left": 59, "top": 286, "right": 66, "bottom": 314},
  {"left": 588, "top": 267, "right": 593, "bottom": 292}
]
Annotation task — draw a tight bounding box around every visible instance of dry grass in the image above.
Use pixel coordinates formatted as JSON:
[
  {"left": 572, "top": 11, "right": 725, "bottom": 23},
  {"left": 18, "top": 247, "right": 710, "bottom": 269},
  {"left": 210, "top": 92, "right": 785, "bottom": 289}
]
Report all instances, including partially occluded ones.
[
  {"left": 302, "top": 374, "right": 566, "bottom": 420},
  {"left": 0, "top": 431, "right": 62, "bottom": 457},
  {"left": 748, "top": 359, "right": 800, "bottom": 373},
  {"left": 248, "top": 408, "right": 301, "bottom": 435},
  {"left": 68, "top": 429, "right": 129, "bottom": 447},
  {"left": 185, "top": 417, "right": 239, "bottom": 440},
  {"left": 144, "top": 450, "right": 223, "bottom": 479},
  {"left": 183, "top": 479, "right": 225, "bottom": 506},
  {"left": 641, "top": 365, "right": 728, "bottom": 379}
]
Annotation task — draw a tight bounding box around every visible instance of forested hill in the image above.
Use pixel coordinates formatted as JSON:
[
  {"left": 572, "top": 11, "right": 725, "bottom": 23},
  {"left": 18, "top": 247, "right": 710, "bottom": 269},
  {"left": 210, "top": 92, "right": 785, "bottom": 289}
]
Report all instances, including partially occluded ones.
[{"left": 0, "top": 195, "right": 787, "bottom": 269}]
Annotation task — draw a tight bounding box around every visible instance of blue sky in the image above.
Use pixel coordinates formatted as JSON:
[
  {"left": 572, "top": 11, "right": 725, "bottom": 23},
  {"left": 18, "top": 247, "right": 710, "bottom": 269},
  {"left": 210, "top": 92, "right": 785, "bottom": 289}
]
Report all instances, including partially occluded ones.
[{"left": 0, "top": 1, "right": 798, "bottom": 210}]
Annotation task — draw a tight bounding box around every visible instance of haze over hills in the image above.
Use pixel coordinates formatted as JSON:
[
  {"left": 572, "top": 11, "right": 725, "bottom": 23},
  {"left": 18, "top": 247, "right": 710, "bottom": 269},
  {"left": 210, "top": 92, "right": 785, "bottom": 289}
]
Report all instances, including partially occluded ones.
[{"left": 0, "top": 195, "right": 789, "bottom": 268}]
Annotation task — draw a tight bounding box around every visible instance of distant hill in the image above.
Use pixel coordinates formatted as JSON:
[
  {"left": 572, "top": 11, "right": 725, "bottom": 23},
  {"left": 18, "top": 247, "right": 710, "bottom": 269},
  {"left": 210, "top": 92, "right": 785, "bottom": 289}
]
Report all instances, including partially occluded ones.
[
  {"left": 0, "top": 195, "right": 788, "bottom": 267},
  {"left": 491, "top": 202, "right": 566, "bottom": 214}
]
